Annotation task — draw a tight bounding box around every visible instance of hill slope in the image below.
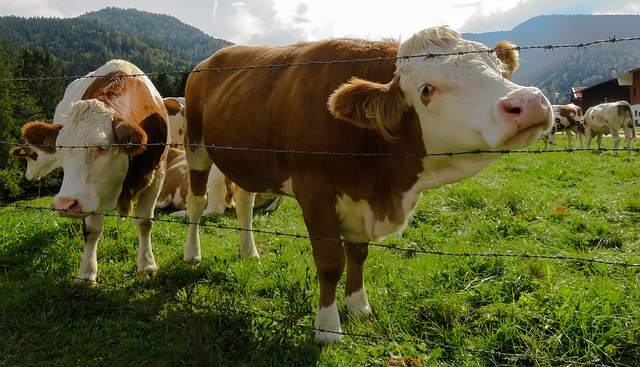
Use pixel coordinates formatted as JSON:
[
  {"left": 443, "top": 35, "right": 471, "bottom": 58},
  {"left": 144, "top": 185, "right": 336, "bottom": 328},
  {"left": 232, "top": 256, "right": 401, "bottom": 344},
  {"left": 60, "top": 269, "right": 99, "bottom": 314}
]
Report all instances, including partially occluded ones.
[
  {"left": 463, "top": 14, "right": 640, "bottom": 102},
  {"left": 0, "top": 8, "right": 232, "bottom": 78}
]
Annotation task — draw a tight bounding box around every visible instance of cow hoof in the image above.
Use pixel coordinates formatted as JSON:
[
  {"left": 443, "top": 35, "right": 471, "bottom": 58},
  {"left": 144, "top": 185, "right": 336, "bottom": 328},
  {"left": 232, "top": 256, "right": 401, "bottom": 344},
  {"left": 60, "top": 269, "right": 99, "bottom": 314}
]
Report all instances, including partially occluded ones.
[
  {"left": 137, "top": 265, "right": 158, "bottom": 278},
  {"left": 73, "top": 276, "right": 97, "bottom": 285},
  {"left": 315, "top": 330, "right": 343, "bottom": 345},
  {"left": 169, "top": 210, "right": 188, "bottom": 217},
  {"left": 185, "top": 256, "right": 202, "bottom": 266}
]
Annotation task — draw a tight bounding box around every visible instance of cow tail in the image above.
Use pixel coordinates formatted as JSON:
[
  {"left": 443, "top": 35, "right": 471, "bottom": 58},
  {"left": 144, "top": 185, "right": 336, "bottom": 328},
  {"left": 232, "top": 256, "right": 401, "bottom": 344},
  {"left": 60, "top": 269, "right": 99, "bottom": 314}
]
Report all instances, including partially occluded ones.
[{"left": 626, "top": 104, "right": 636, "bottom": 139}]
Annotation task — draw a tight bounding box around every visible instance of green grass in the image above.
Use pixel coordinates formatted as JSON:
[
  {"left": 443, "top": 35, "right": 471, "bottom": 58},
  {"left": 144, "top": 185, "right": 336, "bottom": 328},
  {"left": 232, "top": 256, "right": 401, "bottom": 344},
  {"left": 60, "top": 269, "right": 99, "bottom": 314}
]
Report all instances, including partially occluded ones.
[{"left": 2, "top": 135, "right": 640, "bottom": 366}]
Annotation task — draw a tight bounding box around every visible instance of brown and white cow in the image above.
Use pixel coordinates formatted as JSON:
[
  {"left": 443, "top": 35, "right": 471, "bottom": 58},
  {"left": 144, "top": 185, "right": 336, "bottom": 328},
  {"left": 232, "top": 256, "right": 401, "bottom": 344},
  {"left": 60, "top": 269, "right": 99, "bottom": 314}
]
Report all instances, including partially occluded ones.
[
  {"left": 159, "top": 97, "right": 283, "bottom": 215},
  {"left": 584, "top": 100, "right": 636, "bottom": 154},
  {"left": 183, "top": 26, "right": 552, "bottom": 343},
  {"left": 10, "top": 141, "right": 60, "bottom": 181},
  {"left": 540, "top": 104, "right": 585, "bottom": 151},
  {"left": 21, "top": 59, "right": 169, "bottom": 282}
]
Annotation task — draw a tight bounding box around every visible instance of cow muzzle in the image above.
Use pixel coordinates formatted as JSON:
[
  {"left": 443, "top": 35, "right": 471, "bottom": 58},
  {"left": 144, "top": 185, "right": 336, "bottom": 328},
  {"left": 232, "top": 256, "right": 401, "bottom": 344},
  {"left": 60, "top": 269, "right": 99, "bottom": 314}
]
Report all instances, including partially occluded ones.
[
  {"left": 55, "top": 197, "right": 88, "bottom": 219},
  {"left": 496, "top": 88, "right": 553, "bottom": 148}
]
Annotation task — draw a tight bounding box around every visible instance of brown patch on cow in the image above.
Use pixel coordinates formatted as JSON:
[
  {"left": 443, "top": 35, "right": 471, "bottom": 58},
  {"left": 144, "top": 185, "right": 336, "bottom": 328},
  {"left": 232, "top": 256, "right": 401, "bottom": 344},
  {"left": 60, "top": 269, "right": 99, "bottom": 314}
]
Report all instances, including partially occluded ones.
[
  {"left": 188, "top": 169, "right": 209, "bottom": 197},
  {"left": 10, "top": 146, "right": 35, "bottom": 159},
  {"left": 21, "top": 121, "right": 62, "bottom": 154},
  {"left": 164, "top": 98, "right": 182, "bottom": 116},
  {"left": 116, "top": 112, "right": 168, "bottom": 216}
]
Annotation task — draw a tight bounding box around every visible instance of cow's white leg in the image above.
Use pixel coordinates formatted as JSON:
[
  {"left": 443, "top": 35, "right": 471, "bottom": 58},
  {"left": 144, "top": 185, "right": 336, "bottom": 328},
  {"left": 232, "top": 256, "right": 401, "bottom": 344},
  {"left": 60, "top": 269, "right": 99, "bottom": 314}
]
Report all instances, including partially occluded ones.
[
  {"left": 134, "top": 171, "right": 163, "bottom": 278},
  {"left": 184, "top": 145, "right": 212, "bottom": 265},
  {"left": 76, "top": 214, "right": 104, "bottom": 283},
  {"left": 624, "top": 128, "right": 633, "bottom": 152},
  {"left": 565, "top": 131, "right": 573, "bottom": 150},
  {"left": 185, "top": 191, "right": 206, "bottom": 265},
  {"left": 596, "top": 134, "right": 604, "bottom": 153},
  {"left": 203, "top": 165, "right": 231, "bottom": 215},
  {"left": 610, "top": 128, "right": 621, "bottom": 155},
  {"left": 549, "top": 133, "right": 555, "bottom": 151},
  {"left": 315, "top": 302, "right": 342, "bottom": 344},
  {"left": 236, "top": 189, "right": 258, "bottom": 258},
  {"left": 585, "top": 129, "right": 593, "bottom": 149},
  {"left": 344, "top": 242, "right": 372, "bottom": 318}
]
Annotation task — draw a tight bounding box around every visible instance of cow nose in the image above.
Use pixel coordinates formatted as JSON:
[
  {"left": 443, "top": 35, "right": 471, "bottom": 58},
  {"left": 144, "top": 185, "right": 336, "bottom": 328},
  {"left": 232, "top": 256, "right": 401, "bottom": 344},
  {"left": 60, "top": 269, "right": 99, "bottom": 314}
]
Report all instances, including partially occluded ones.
[
  {"left": 499, "top": 88, "right": 552, "bottom": 130},
  {"left": 55, "top": 197, "right": 84, "bottom": 217}
]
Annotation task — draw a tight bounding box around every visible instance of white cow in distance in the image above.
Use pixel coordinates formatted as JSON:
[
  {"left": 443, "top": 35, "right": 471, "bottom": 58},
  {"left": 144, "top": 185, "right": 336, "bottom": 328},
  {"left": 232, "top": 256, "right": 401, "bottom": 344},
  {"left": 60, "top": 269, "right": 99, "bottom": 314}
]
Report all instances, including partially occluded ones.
[{"left": 584, "top": 101, "right": 636, "bottom": 154}]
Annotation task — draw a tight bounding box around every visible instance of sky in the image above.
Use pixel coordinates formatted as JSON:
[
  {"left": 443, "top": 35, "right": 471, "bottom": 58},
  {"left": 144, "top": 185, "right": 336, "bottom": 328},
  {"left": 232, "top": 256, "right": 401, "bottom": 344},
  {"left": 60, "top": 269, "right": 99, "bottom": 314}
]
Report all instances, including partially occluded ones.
[{"left": 0, "top": 0, "right": 638, "bottom": 45}]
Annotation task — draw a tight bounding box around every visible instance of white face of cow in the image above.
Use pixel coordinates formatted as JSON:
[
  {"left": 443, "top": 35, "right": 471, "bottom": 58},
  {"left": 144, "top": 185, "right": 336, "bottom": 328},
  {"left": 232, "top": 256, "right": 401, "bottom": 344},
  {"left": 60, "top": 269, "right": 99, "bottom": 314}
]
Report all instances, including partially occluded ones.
[
  {"left": 54, "top": 100, "right": 130, "bottom": 218},
  {"left": 396, "top": 26, "right": 552, "bottom": 154}
]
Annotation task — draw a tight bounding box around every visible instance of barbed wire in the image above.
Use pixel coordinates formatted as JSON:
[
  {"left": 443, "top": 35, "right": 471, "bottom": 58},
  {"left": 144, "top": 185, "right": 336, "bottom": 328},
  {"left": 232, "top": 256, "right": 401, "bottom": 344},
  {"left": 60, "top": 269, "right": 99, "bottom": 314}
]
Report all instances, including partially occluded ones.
[
  {"left": 1, "top": 35, "right": 639, "bottom": 83},
  {"left": 3, "top": 202, "right": 639, "bottom": 269},
  {"left": 3, "top": 140, "right": 639, "bottom": 158}
]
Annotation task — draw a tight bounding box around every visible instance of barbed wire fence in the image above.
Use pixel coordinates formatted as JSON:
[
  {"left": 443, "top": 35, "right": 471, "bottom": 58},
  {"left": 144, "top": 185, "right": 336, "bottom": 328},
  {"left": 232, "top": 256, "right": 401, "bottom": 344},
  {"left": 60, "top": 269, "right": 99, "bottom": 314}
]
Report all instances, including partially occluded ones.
[{"left": 2, "top": 35, "right": 640, "bottom": 366}]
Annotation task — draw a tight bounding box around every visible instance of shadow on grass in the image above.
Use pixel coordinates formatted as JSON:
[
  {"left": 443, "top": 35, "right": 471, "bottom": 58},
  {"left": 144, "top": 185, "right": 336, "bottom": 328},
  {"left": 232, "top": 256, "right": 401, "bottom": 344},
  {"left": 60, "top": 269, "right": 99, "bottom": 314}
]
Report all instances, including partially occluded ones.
[{"left": 1, "top": 257, "right": 321, "bottom": 367}]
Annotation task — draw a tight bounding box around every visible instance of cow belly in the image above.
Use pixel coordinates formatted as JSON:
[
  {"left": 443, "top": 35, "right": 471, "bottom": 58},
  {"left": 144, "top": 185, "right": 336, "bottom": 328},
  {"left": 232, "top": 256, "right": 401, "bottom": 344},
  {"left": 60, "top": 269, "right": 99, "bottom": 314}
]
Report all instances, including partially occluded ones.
[{"left": 336, "top": 193, "right": 420, "bottom": 242}]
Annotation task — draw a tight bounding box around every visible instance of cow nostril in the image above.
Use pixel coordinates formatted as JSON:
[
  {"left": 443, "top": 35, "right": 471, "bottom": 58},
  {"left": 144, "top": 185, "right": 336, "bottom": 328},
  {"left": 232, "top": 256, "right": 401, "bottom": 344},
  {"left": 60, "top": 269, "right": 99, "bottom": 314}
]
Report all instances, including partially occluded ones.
[{"left": 507, "top": 107, "right": 522, "bottom": 114}]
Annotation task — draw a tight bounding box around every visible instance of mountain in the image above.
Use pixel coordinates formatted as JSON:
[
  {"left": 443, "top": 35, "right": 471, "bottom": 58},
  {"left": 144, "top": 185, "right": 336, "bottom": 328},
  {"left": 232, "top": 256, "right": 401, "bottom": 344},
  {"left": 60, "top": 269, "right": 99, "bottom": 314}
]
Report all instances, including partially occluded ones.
[
  {"left": 463, "top": 14, "right": 640, "bottom": 103},
  {"left": 0, "top": 7, "right": 232, "bottom": 79}
]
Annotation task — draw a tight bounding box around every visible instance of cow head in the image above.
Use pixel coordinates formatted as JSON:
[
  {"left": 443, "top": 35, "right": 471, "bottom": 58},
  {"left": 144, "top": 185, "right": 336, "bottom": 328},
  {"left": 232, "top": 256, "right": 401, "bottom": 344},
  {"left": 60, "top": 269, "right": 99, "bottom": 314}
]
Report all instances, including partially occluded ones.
[
  {"left": 328, "top": 26, "right": 552, "bottom": 154},
  {"left": 10, "top": 143, "right": 60, "bottom": 181},
  {"left": 21, "top": 99, "right": 148, "bottom": 218},
  {"left": 163, "top": 97, "right": 186, "bottom": 146}
]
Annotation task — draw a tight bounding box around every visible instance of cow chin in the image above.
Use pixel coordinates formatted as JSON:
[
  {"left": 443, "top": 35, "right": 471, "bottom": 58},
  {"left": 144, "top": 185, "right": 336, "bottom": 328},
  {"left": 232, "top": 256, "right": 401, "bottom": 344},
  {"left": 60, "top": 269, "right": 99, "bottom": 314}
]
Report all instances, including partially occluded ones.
[{"left": 500, "top": 124, "right": 550, "bottom": 150}]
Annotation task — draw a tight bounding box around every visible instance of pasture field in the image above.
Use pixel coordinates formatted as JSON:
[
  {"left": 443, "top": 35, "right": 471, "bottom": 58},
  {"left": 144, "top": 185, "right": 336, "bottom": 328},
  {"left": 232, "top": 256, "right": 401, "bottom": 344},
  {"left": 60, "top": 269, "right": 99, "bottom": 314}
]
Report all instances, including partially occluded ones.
[{"left": 2, "top": 135, "right": 640, "bottom": 366}]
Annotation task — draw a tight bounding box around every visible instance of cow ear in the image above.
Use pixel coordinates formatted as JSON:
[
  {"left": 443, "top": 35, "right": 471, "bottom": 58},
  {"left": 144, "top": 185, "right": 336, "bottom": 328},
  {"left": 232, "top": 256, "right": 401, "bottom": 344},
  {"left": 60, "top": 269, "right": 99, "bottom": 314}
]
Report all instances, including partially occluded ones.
[
  {"left": 163, "top": 98, "right": 182, "bottom": 116},
  {"left": 328, "top": 75, "right": 408, "bottom": 142},
  {"left": 10, "top": 145, "right": 33, "bottom": 158},
  {"left": 112, "top": 118, "right": 148, "bottom": 156},
  {"left": 493, "top": 40, "right": 519, "bottom": 80},
  {"left": 21, "top": 121, "right": 62, "bottom": 154}
]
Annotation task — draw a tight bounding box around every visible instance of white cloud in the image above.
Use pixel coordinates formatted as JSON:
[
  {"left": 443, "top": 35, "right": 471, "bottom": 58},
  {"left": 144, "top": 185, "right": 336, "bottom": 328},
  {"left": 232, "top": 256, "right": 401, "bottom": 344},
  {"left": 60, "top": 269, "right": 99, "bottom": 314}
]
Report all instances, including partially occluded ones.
[{"left": 0, "top": 0, "right": 638, "bottom": 45}]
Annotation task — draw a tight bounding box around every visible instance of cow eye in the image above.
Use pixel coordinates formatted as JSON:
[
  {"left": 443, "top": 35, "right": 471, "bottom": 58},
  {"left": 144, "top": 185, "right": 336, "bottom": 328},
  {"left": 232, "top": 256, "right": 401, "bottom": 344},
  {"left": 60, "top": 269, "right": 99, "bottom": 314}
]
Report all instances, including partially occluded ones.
[
  {"left": 96, "top": 146, "right": 108, "bottom": 153},
  {"left": 419, "top": 84, "right": 434, "bottom": 97}
]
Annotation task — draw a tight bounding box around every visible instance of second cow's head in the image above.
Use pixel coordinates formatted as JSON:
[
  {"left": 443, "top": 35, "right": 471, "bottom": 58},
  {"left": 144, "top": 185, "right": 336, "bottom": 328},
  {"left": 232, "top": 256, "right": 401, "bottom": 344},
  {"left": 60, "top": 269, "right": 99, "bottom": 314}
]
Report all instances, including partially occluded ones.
[{"left": 22, "top": 99, "right": 148, "bottom": 217}]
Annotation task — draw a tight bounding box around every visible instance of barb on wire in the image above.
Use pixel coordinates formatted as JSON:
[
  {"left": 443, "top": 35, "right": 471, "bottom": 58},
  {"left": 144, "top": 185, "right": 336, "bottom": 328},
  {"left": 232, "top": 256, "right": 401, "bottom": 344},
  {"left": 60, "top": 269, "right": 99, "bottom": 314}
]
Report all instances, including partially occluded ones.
[
  {"left": 3, "top": 203, "right": 640, "bottom": 269},
  {"left": 0, "top": 36, "right": 639, "bottom": 84}
]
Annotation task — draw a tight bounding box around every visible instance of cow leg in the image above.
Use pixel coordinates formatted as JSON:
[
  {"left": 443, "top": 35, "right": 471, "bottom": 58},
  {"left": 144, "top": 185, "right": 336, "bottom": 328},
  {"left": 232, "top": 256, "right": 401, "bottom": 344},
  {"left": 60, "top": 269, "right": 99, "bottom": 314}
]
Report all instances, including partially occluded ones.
[
  {"left": 344, "top": 242, "right": 372, "bottom": 318},
  {"left": 297, "top": 188, "right": 344, "bottom": 344},
  {"left": 76, "top": 214, "right": 104, "bottom": 283},
  {"left": 624, "top": 128, "right": 633, "bottom": 152},
  {"left": 184, "top": 145, "right": 212, "bottom": 265},
  {"left": 565, "top": 131, "right": 573, "bottom": 150},
  {"left": 610, "top": 128, "right": 621, "bottom": 155},
  {"left": 204, "top": 165, "right": 232, "bottom": 215},
  {"left": 134, "top": 172, "right": 163, "bottom": 278},
  {"left": 236, "top": 189, "right": 259, "bottom": 258}
]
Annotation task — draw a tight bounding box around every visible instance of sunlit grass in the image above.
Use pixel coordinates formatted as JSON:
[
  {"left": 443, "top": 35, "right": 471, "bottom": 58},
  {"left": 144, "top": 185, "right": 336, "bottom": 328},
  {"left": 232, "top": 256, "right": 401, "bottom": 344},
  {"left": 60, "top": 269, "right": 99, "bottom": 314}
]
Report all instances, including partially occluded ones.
[{"left": 2, "top": 135, "right": 640, "bottom": 366}]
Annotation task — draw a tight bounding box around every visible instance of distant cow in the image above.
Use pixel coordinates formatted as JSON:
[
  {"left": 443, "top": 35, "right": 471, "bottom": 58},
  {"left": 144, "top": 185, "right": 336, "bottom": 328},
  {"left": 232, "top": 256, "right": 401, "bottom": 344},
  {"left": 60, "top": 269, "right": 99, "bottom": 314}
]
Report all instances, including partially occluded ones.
[
  {"left": 21, "top": 60, "right": 169, "bottom": 282},
  {"left": 183, "top": 26, "right": 552, "bottom": 344},
  {"left": 584, "top": 101, "right": 636, "bottom": 154},
  {"left": 10, "top": 141, "right": 60, "bottom": 181},
  {"left": 163, "top": 97, "right": 186, "bottom": 147},
  {"left": 540, "top": 104, "right": 585, "bottom": 151}
]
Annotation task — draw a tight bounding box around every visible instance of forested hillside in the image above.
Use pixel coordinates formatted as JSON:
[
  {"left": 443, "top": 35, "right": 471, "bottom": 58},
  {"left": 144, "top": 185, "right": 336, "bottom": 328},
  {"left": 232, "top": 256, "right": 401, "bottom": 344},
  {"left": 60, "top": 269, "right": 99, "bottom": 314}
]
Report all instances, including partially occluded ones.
[{"left": 0, "top": 8, "right": 232, "bottom": 97}]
